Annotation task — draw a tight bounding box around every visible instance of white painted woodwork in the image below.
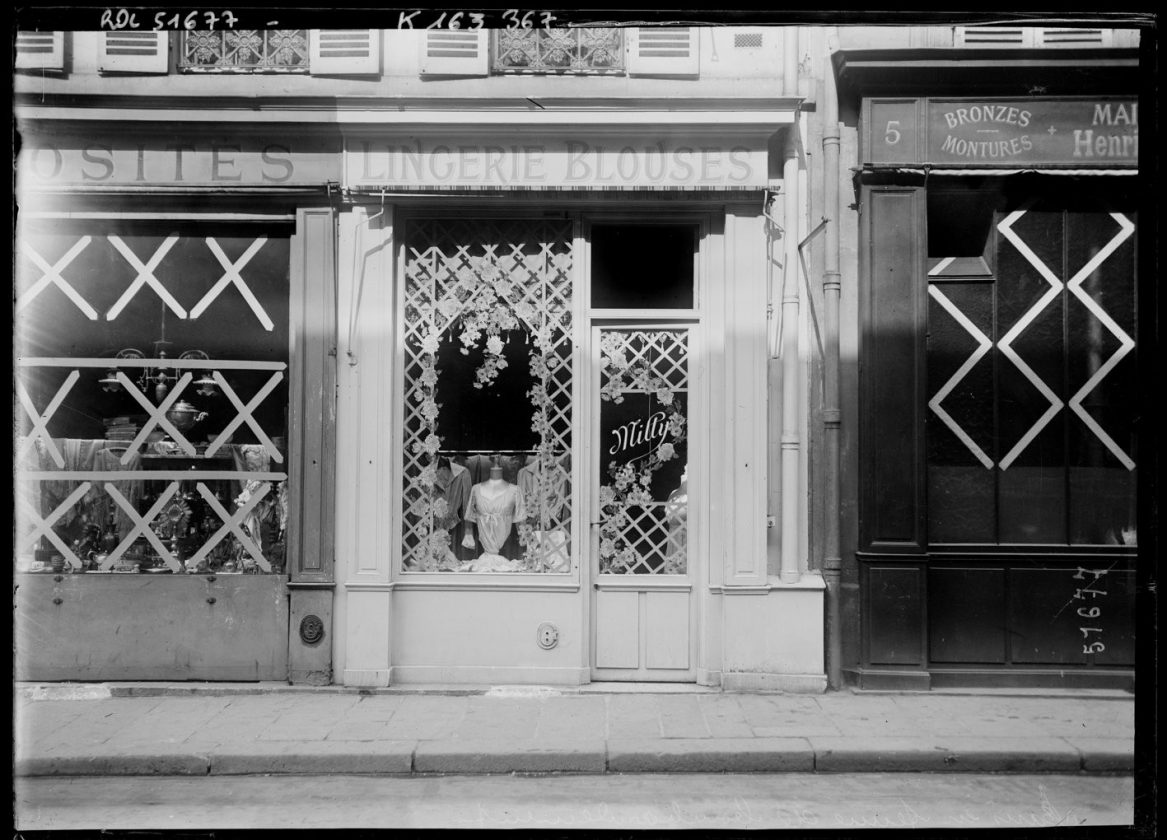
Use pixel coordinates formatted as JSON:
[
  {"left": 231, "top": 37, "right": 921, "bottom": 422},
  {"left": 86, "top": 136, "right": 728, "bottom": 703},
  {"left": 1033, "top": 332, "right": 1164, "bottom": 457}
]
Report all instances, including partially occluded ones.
[
  {"left": 594, "top": 591, "right": 639, "bottom": 669},
  {"left": 418, "top": 31, "right": 489, "bottom": 76},
  {"left": 725, "top": 210, "right": 770, "bottom": 585},
  {"left": 99, "top": 32, "right": 169, "bottom": 74},
  {"left": 645, "top": 591, "right": 690, "bottom": 669},
  {"left": 15, "top": 31, "right": 64, "bottom": 71},
  {"left": 309, "top": 30, "right": 381, "bottom": 75},
  {"left": 626, "top": 27, "right": 699, "bottom": 76}
]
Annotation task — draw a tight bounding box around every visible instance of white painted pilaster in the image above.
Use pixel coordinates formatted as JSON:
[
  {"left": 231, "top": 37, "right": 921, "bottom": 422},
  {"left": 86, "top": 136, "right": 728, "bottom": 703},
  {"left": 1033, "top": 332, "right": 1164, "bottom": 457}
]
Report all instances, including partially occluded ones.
[
  {"left": 723, "top": 208, "right": 769, "bottom": 587},
  {"left": 336, "top": 203, "right": 396, "bottom": 687}
]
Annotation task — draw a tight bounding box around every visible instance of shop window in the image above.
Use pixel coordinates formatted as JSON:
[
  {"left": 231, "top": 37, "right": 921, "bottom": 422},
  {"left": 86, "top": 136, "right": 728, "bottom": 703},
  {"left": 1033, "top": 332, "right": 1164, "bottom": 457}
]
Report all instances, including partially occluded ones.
[
  {"left": 590, "top": 223, "right": 697, "bottom": 309},
  {"left": 14, "top": 220, "right": 292, "bottom": 576},
  {"left": 927, "top": 187, "right": 996, "bottom": 277},
  {"left": 925, "top": 187, "right": 1137, "bottom": 546},
  {"left": 400, "top": 219, "right": 574, "bottom": 573}
]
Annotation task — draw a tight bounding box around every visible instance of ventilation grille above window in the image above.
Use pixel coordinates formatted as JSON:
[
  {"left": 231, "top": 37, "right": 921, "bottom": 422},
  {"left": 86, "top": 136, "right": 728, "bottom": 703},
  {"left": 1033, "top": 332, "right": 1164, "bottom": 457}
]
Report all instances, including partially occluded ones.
[
  {"left": 15, "top": 31, "right": 64, "bottom": 70},
  {"left": 734, "top": 32, "right": 764, "bottom": 49},
  {"left": 957, "top": 27, "right": 1031, "bottom": 45},
  {"left": 1039, "top": 28, "right": 1109, "bottom": 45},
  {"left": 955, "top": 26, "right": 1114, "bottom": 47}
]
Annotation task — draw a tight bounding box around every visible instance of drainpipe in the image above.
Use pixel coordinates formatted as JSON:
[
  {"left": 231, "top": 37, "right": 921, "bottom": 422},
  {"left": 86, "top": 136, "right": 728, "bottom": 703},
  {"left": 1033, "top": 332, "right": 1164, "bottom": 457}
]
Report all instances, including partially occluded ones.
[
  {"left": 779, "top": 26, "right": 802, "bottom": 585},
  {"left": 821, "top": 31, "right": 844, "bottom": 688}
]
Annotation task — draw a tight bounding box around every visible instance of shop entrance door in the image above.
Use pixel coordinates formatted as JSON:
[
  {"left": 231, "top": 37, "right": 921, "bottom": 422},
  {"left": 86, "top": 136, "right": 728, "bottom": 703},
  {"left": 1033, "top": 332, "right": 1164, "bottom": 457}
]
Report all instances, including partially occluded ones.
[{"left": 590, "top": 325, "right": 695, "bottom": 681}]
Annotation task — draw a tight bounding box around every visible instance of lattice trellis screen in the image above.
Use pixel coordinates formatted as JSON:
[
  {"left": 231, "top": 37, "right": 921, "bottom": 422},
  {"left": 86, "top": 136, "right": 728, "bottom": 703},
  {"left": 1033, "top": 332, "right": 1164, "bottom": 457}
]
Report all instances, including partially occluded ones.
[
  {"left": 14, "top": 226, "right": 291, "bottom": 576},
  {"left": 598, "top": 328, "right": 689, "bottom": 576},
  {"left": 401, "top": 219, "right": 574, "bottom": 572}
]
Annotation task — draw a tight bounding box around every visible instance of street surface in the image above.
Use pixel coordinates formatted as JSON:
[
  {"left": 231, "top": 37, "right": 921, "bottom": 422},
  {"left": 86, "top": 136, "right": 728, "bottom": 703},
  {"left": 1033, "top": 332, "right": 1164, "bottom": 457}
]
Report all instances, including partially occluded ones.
[{"left": 16, "top": 772, "right": 1132, "bottom": 830}]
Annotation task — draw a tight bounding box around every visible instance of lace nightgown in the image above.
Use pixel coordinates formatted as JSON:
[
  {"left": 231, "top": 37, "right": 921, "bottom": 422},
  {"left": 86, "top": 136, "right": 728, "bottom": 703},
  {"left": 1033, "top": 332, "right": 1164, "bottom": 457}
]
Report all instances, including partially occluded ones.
[{"left": 465, "top": 481, "right": 527, "bottom": 556}]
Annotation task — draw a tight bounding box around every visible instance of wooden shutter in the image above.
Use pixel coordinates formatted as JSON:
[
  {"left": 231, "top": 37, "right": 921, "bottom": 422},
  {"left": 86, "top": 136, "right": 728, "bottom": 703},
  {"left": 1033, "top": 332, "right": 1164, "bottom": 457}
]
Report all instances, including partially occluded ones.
[
  {"left": 419, "top": 30, "right": 488, "bottom": 76},
  {"left": 626, "top": 27, "right": 699, "bottom": 76},
  {"left": 309, "top": 30, "right": 380, "bottom": 75},
  {"left": 99, "top": 32, "right": 169, "bottom": 74},
  {"left": 15, "top": 31, "right": 64, "bottom": 71},
  {"left": 859, "top": 186, "right": 927, "bottom": 553}
]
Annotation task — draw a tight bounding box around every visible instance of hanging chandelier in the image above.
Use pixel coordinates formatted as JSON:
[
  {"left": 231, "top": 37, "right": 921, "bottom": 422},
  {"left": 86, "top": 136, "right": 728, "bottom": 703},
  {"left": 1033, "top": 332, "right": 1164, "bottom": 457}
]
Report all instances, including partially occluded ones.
[{"left": 98, "top": 303, "right": 217, "bottom": 402}]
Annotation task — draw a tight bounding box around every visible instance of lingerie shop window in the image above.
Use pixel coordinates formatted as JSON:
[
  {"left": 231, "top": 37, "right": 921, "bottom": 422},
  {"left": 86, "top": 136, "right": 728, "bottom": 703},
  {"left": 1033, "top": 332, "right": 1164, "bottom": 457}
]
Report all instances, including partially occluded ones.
[
  {"left": 401, "top": 219, "right": 574, "bottom": 573},
  {"left": 14, "top": 220, "right": 292, "bottom": 577}
]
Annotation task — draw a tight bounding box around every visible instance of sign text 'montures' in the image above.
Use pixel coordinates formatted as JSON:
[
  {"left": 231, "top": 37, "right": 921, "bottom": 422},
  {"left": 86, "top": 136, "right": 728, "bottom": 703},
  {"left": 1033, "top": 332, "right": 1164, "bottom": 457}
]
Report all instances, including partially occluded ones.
[{"left": 866, "top": 98, "right": 1138, "bottom": 166}]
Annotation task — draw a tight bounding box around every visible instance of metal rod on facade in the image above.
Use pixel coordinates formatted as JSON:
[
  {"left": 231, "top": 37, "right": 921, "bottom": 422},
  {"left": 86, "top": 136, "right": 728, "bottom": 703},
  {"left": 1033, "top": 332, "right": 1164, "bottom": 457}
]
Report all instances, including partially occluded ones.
[{"left": 822, "top": 31, "right": 844, "bottom": 690}]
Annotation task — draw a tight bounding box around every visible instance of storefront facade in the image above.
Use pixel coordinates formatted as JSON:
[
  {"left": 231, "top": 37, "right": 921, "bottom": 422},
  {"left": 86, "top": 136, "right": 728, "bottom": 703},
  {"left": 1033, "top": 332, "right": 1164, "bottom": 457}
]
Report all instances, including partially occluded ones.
[
  {"left": 332, "top": 117, "right": 825, "bottom": 689},
  {"left": 13, "top": 123, "right": 342, "bottom": 681},
  {"left": 15, "top": 24, "right": 1143, "bottom": 691},
  {"left": 828, "top": 26, "right": 1143, "bottom": 689},
  {"left": 15, "top": 27, "right": 826, "bottom": 690}
]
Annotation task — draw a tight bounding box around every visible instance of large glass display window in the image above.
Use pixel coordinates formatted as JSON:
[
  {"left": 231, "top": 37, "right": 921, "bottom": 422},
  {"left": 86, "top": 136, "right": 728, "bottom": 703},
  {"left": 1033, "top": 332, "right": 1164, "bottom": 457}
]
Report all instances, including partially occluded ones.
[
  {"left": 14, "top": 219, "right": 292, "bottom": 576},
  {"left": 399, "top": 218, "right": 574, "bottom": 573}
]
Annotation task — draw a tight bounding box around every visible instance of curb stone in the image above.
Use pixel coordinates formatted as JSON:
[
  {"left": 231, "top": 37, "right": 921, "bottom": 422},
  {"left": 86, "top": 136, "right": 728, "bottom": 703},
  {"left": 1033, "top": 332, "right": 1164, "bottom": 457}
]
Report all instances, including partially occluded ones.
[
  {"left": 413, "top": 740, "right": 607, "bottom": 774},
  {"left": 607, "top": 738, "right": 815, "bottom": 773},
  {"left": 208, "top": 741, "right": 415, "bottom": 775}
]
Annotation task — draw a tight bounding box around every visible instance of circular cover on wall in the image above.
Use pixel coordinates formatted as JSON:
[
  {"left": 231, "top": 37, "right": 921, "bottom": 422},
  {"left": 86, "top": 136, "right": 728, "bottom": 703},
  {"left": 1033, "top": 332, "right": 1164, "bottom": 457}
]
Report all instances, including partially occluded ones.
[{"left": 300, "top": 614, "right": 325, "bottom": 645}]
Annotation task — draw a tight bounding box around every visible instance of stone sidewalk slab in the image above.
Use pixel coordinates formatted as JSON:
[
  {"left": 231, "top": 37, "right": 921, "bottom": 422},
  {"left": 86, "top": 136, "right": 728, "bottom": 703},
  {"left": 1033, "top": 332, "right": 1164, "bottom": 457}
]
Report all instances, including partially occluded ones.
[{"left": 13, "top": 684, "right": 1134, "bottom": 778}]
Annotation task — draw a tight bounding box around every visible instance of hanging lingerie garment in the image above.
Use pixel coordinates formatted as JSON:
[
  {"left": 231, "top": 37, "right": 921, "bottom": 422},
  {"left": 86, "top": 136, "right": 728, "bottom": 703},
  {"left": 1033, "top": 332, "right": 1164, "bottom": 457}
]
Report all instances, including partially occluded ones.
[
  {"left": 433, "top": 461, "right": 471, "bottom": 530},
  {"left": 517, "top": 458, "right": 568, "bottom": 527},
  {"left": 465, "top": 481, "right": 526, "bottom": 557}
]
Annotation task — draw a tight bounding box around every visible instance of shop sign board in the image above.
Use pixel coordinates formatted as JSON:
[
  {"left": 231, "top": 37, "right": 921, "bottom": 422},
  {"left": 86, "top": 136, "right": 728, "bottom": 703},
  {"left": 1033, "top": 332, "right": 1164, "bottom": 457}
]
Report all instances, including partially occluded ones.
[
  {"left": 864, "top": 98, "right": 1138, "bottom": 166},
  {"left": 345, "top": 135, "right": 769, "bottom": 189},
  {"left": 16, "top": 131, "right": 343, "bottom": 186}
]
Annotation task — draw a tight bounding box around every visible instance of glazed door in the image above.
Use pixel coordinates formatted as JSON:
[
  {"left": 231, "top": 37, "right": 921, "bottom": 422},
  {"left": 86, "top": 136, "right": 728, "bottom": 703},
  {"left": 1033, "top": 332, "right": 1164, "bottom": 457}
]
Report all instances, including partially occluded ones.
[{"left": 591, "top": 325, "right": 695, "bottom": 681}]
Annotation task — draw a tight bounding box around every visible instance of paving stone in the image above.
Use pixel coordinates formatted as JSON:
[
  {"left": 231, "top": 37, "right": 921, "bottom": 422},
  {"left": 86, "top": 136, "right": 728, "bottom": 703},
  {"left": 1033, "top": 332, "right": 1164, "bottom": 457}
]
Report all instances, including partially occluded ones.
[
  {"left": 348, "top": 695, "right": 406, "bottom": 721},
  {"left": 608, "top": 738, "right": 814, "bottom": 772},
  {"left": 327, "top": 720, "right": 401, "bottom": 741},
  {"left": 533, "top": 697, "right": 607, "bottom": 741},
  {"left": 656, "top": 695, "right": 712, "bottom": 739},
  {"left": 452, "top": 698, "right": 543, "bottom": 741},
  {"left": 695, "top": 695, "right": 754, "bottom": 738},
  {"left": 377, "top": 696, "right": 469, "bottom": 740},
  {"left": 605, "top": 695, "right": 662, "bottom": 739},
  {"left": 209, "top": 740, "right": 415, "bottom": 775},
  {"left": 414, "top": 739, "right": 605, "bottom": 774}
]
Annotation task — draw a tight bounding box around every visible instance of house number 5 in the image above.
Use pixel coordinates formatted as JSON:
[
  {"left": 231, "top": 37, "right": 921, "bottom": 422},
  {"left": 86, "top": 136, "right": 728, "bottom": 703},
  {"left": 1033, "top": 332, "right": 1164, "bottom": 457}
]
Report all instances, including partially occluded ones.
[{"left": 885, "top": 120, "right": 902, "bottom": 145}]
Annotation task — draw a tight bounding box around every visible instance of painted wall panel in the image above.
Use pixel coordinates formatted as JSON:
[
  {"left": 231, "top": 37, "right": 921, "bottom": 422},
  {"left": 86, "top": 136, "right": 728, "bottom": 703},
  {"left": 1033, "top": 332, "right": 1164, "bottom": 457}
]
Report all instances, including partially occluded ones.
[
  {"left": 864, "top": 564, "right": 924, "bottom": 665},
  {"left": 14, "top": 575, "right": 288, "bottom": 681},
  {"left": 645, "top": 591, "right": 689, "bottom": 670},
  {"left": 594, "top": 591, "right": 639, "bottom": 669},
  {"left": 928, "top": 566, "right": 1006, "bottom": 663}
]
